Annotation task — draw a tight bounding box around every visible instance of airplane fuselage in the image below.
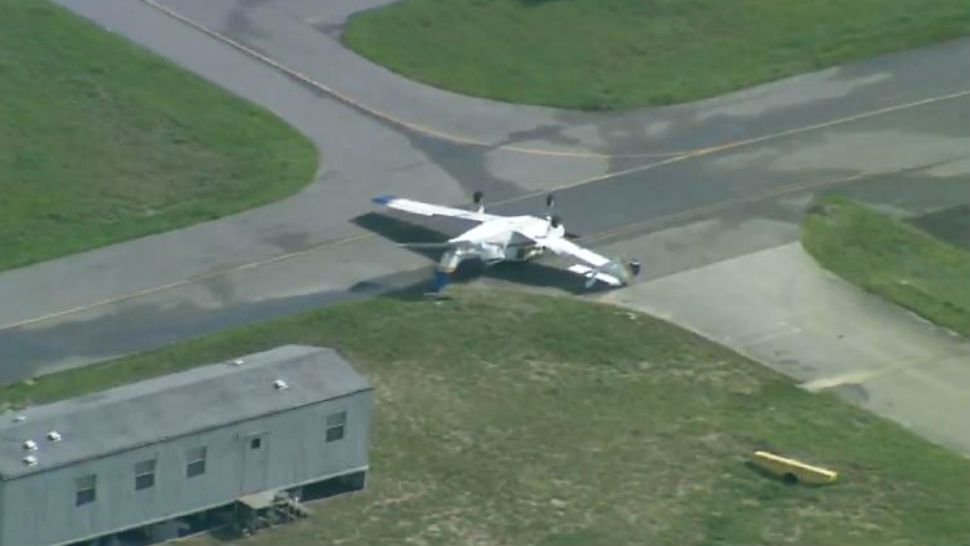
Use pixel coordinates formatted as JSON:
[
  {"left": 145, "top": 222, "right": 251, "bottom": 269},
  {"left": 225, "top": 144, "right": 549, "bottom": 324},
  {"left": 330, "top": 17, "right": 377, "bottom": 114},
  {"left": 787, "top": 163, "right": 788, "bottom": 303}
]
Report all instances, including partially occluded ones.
[
  {"left": 444, "top": 215, "right": 565, "bottom": 268},
  {"left": 372, "top": 191, "right": 638, "bottom": 291}
]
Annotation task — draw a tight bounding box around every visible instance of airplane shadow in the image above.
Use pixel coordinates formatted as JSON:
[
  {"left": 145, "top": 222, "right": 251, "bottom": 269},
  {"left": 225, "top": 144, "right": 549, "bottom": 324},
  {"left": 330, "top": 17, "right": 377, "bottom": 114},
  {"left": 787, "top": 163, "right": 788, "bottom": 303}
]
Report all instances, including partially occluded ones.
[{"left": 350, "top": 213, "right": 616, "bottom": 296}]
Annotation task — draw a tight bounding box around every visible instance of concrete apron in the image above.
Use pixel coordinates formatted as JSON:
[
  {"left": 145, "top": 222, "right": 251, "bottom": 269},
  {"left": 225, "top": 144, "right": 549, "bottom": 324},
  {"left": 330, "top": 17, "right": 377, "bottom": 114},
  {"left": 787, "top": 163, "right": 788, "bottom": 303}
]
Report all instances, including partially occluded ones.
[{"left": 593, "top": 241, "right": 970, "bottom": 457}]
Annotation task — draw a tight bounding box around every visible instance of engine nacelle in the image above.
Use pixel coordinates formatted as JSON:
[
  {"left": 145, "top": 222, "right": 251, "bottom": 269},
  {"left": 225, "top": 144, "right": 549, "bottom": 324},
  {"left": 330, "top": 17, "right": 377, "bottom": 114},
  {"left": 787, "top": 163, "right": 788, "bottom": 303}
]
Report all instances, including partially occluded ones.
[{"left": 478, "top": 243, "right": 506, "bottom": 263}]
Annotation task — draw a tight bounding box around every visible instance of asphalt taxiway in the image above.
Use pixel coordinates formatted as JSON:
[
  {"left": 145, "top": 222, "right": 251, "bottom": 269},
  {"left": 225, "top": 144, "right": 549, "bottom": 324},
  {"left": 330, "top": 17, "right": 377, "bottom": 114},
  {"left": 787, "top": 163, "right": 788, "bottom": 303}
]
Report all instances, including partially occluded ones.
[{"left": 2, "top": 0, "right": 968, "bottom": 456}]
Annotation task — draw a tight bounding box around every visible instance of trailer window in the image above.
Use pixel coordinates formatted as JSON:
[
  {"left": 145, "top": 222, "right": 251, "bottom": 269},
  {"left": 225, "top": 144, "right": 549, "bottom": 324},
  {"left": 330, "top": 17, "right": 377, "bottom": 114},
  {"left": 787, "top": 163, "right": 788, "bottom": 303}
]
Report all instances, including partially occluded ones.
[
  {"left": 76, "top": 474, "right": 96, "bottom": 506},
  {"left": 326, "top": 411, "right": 347, "bottom": 442},
  {"left": 135, "top": 459, "right": 157, "bottom": 490},
  {"left": 186, "top": 446, "right": 207, "bottom": 477}
]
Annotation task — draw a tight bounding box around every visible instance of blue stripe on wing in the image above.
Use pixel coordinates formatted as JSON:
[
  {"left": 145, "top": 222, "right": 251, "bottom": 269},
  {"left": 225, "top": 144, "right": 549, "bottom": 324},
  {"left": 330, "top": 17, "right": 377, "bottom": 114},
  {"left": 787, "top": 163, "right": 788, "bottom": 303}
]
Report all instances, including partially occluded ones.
[{"left": 372, "top": 194, "right": 396, "bottom": 205}]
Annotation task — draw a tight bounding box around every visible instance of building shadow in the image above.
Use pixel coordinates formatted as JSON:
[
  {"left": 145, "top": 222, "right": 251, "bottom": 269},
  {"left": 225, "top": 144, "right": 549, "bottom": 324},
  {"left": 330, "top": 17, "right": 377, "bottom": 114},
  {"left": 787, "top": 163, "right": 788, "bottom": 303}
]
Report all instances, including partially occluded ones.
[
  {"left": 743, "top": 460, "right": 799, "bottom": 486},
  {"left": 351, "top": 212, "right": 454, "bottom": 261}
]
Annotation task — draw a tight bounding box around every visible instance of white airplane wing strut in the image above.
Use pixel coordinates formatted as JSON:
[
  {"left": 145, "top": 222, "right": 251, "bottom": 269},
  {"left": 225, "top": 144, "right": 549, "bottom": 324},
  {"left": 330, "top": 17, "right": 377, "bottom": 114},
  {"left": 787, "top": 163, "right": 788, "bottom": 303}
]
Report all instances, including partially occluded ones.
[{"left": 532, "top": 236, "right": 627, "bottom": 287}]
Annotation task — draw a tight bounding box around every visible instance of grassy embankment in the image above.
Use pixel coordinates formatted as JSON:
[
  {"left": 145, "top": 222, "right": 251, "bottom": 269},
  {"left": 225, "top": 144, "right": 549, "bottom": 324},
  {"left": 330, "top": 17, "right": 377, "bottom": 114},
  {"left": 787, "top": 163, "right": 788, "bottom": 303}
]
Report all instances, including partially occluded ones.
[
  {"left": 344, "top": 0, "right": 970, "bottom": 110},
  {"left": 0, "top": 1, "right": 317, "bottom": 271},
  {"left": 803, "top": 196, "right": 970, "bottom": 337},
  {"left": 4, "top": 288, "right": 967, "bottom": 546}
]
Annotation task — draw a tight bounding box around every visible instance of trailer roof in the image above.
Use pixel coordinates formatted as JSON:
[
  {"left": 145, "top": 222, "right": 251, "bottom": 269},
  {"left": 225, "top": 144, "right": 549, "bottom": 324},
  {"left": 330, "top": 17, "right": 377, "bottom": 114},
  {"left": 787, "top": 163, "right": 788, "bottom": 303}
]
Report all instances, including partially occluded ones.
[{"left": 0, "top": 345, "right": 370, "bottom": 478}]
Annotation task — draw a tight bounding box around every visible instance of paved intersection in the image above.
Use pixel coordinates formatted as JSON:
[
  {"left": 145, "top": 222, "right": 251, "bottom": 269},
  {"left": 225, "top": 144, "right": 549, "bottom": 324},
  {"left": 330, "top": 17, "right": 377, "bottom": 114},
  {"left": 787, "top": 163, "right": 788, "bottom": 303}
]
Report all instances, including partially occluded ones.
[{"left": 2, "top": 0, "right": 968, "bottom": 457}]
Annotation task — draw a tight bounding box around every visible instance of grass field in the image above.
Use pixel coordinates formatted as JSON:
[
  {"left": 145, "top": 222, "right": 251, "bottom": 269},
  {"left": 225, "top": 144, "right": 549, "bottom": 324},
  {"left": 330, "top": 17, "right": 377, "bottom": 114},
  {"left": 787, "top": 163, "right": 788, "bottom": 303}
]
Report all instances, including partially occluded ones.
[
  {"left": 343, "top": 0, "right": 970, "bottom": 110},
  {"left": 0, "top": 1, "right": 317, "bottom": 272},
  {"left": 6, "top": 289, "right": 967, "bottom": 545},
  {"left": 803, "top": 196, "right": 970, "bottom": 337}
]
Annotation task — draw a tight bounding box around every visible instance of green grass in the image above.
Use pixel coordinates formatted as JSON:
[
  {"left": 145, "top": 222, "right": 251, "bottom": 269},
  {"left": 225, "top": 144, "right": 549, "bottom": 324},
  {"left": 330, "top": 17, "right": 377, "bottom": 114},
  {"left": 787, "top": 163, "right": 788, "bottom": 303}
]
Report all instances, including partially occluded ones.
[
  {"left": 0, "top": 0, "right": 318, "bottom": 272},
  {"left": 343, "top": 0, "right": 970, "bottom": 110},
  {"left": 7, "top": 289, "right": 968, "bottom": 545},
  {"left": 803, "top": 196, "right": 970, "bottom": 337}
]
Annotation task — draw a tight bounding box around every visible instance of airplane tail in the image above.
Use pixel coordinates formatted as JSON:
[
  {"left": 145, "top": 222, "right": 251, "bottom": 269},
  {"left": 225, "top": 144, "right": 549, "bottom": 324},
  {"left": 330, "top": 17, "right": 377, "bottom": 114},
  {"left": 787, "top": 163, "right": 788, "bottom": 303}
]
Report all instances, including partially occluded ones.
[
  {"left": 432, "top": 270, "right": 450, "bottom": 292},
  {"left": 396, "top": 242, "right": 476, "bottom": 295},
  {"left": 427, "top": 247, "right": 462, "bottom": 295}
]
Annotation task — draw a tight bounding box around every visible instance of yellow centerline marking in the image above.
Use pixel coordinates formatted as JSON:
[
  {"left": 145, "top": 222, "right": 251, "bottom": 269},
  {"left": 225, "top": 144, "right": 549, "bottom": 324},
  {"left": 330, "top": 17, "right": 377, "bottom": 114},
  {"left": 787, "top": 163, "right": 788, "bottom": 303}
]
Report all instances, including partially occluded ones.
[
  {"left": 138, "top": 0, "right": 682, "bottom": 160},
  {"left": 584, "top": 152, "right": 964, "bottom": 244},
  {"left": 482, "top": 89, "right": 968, "bottom": 206},
  {"left": 137, "top": 0, "right": 970, "bottom": 161},
  {"left": 0, "top": 233, "right": 376, "bottom": 332},
  {"left": 800, "top": 348, "right": 970, "bottom": 393},
  {"left": 585, "top": 171, "right": 872, "bottom": 244},
  {"left": 2, "top": 2, "right": 965, "bottom": 332}
]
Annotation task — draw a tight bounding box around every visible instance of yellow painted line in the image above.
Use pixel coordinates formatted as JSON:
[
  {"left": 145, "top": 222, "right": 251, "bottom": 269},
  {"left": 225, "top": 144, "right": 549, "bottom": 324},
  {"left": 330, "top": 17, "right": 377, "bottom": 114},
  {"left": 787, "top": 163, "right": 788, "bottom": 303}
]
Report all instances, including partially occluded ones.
[
  {"left": 137, "top": 0, "right": 970, "bottom": 161},
  {"left": 799, "top": 350, "right": 970, "bottom": 393},
  {"left": 492, "top": 153, "right": 696, "bottom": 207},
  {"left": 694, "top": 89, "right": 970, "bottom": 156},
  {"left": 137, "top": 0, "right": 682, "bottom": 160},
  {"left": 0, "top": 233, "right": 373, "bottom": 332},
  {"left": 586, "top": 150, "right": 967, "bottom": 244},
  {"left": 585, "top": 171, "right": 873, "bottom": 244},
  {"left": 472, "top": 90, "right": 970, "bottom": 206}
]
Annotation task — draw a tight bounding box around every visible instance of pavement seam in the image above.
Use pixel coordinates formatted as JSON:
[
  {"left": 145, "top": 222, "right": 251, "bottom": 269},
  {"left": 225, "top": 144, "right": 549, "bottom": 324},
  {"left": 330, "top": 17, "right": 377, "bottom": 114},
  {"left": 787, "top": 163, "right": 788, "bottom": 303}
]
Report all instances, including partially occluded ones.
[{"left": 800, "top": 349, "right": 970, "bottom": 393}]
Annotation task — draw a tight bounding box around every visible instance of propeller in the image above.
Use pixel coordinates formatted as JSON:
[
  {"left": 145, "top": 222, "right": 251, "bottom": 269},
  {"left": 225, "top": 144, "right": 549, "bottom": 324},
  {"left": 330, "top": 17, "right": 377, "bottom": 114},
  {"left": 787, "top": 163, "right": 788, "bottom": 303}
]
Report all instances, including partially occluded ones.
[{"left": 544, "top": 193, "right": 582, "bottom": 239}]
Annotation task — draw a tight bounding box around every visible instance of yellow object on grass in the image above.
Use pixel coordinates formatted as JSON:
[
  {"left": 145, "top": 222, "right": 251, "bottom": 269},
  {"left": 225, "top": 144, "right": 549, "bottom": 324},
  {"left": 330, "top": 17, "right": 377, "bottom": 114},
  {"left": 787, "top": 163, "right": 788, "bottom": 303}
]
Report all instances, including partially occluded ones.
[{"left": 750, "top": 450, "right": 839, "bottom": 485}]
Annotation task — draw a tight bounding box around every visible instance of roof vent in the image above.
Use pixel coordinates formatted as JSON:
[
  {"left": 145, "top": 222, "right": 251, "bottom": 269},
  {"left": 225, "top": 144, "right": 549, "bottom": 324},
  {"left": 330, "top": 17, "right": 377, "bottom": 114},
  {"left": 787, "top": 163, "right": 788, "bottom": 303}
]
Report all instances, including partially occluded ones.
[
  {"left": 23, "top": 455, "right": 38, "bottom": 467},
  {"left": 22, "top": 440, "right": 38, "bottom": 451},
  {"left": 273, "top": 379, "right": 289, "bottom": 391},
  {"left": 47, "top": 431, "right": 62, "bottom": 442},
  {"left": 233, "top": 359, "right": 245, "bottom": 366}
]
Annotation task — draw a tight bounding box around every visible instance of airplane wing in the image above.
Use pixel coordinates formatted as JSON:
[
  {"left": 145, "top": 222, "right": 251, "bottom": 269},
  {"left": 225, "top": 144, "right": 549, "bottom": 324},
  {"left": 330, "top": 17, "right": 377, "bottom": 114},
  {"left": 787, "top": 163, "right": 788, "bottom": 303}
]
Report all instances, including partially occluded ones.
[
  {"left": 372, "top": 195, "right": 501, "bottom": 223},
  {"left": 532, "top": 236, "right": 626, "bottom": 287}
]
